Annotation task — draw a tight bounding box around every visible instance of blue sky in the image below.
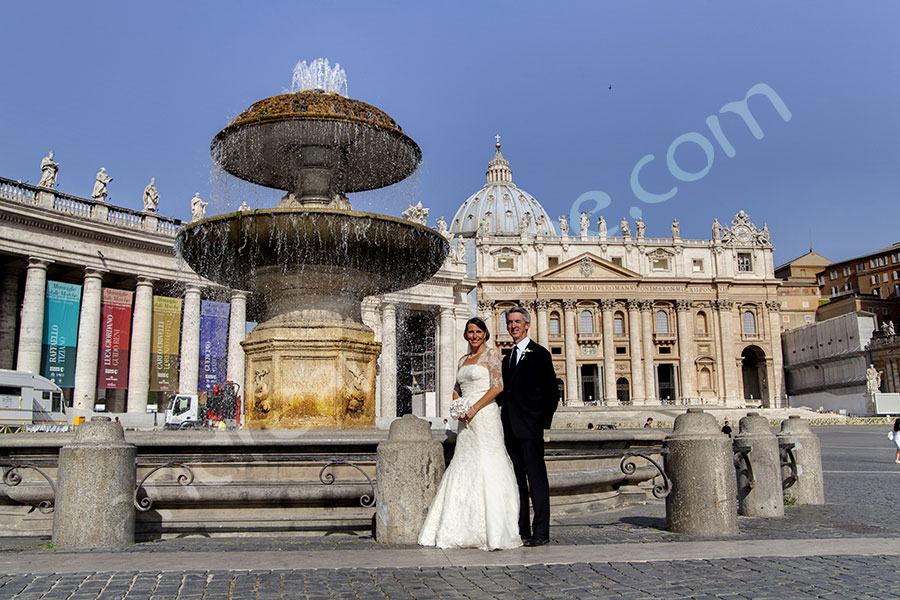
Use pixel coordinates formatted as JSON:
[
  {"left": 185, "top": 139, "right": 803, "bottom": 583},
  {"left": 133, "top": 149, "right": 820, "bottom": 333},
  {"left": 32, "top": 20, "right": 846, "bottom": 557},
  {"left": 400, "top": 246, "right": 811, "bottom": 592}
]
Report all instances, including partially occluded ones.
[{"left": 2, "top": 1, "right": 897, "bottom": 266}]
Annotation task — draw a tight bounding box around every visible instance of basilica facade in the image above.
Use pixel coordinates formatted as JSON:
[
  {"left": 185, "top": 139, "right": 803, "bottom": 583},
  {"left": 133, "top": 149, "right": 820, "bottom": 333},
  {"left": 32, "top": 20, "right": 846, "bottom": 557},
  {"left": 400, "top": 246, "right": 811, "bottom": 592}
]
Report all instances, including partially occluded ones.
[{"left": 451, "top": 144, "right": 786, "bottom": 408}]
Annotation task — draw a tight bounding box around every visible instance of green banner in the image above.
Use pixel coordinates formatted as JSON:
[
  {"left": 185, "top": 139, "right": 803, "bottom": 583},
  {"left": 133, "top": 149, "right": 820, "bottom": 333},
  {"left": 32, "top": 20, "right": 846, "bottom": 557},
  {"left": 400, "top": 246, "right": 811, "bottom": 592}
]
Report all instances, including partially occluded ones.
[
  {"left": 41, "top": 281, "right": 82, "bottom": 388},
  {"left": 149, "top": 296, "right": 182, "bottom": 392}
]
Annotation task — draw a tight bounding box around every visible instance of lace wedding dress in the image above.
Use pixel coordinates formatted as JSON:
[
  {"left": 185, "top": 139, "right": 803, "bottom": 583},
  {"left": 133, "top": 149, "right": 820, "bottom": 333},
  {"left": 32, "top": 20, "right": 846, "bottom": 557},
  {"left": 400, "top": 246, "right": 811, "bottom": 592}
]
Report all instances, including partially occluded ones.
[{"left": 418, "top": 349, "right": 522, "bottom": 551}]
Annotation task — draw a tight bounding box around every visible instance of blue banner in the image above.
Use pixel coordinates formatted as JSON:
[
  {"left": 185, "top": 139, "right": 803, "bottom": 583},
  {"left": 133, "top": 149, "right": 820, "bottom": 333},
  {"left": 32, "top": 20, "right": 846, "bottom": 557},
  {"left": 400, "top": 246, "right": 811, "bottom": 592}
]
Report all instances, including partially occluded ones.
[
  {"left": 41, "top": 281, "right": 82, "bottom": 388},
  {"left": 198, "top": 300, "right": 230, "bottom": 392}
]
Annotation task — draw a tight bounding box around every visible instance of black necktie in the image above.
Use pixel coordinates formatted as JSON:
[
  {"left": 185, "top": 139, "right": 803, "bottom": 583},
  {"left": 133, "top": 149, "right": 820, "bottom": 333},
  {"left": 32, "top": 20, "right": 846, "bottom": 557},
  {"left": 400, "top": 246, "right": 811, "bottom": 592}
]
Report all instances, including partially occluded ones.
[{"left": 509, "top": 345, "right": 518, "bottom": 369}]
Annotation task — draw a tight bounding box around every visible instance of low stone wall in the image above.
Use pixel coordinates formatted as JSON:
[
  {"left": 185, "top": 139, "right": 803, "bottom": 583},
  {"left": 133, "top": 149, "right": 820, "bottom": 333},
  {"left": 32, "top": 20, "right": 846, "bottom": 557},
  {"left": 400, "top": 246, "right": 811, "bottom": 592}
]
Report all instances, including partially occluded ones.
[{"left": 0, "top": 428, "right": 665, "bottom": 539}]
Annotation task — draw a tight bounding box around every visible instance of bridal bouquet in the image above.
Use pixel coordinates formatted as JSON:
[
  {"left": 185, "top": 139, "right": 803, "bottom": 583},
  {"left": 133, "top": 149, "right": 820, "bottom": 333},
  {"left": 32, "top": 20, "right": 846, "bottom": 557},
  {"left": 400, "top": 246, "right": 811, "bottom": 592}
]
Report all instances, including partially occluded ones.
[{"left": 449, "top": 397, "right": 473, "bottom": 420}]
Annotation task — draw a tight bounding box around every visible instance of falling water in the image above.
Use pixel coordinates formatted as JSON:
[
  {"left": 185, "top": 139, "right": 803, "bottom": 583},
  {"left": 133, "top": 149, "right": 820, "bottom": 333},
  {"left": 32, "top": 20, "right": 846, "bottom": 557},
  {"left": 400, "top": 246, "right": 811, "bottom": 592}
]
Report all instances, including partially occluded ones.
[{"left": 290, "top": 58, "right": 348, "bottom": 96}]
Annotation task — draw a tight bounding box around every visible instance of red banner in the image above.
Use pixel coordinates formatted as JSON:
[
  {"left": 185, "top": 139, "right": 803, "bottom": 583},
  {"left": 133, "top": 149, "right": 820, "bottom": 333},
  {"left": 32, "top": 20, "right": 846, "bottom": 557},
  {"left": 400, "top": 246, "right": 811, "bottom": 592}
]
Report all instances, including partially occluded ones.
[{"left": 97, "top": 288, "right": 133, "bottom": 389}]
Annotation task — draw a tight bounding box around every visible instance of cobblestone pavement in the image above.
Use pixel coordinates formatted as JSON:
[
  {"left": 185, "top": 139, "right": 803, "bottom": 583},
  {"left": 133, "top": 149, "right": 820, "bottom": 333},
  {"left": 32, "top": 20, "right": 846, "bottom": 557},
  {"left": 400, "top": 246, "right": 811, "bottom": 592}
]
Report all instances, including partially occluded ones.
[
  {"left": 0, "top": 426, "right": 898, "bottom": 599},
  {"left": 1, "top": 556, "right": 899, "bottom": 599}
]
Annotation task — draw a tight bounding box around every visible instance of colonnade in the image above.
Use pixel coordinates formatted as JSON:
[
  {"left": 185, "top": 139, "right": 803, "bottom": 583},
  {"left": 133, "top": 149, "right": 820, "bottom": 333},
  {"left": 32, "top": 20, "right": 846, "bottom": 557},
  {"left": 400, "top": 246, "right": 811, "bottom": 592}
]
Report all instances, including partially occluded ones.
[
  {"left": 477, "top": 297, "right": 785, "bottom": 408},
  {"left": 2, "top": 257, "right": 247, "bottom": 413}
]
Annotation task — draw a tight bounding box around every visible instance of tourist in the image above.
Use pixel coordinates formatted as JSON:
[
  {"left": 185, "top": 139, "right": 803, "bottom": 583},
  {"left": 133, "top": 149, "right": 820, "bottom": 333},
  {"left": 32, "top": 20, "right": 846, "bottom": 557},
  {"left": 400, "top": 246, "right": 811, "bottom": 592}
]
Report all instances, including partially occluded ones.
[
  {"left": 644, "top": 417, "right": 653, "bottom": 428},
  {"left": 499, "top": 306, "right": 559, "bottom": 547},
  {"left": 443, "top": 418, "right": 450, "bottom": 431},
  {"left": 890, "top": 418, "right": 900, "bottom": 464},
  {"left": 419, "top": 317, "right": 521, "bottom": 551},
  {"left": 721, "top": 420, "right": 733, "bottom": 438}
]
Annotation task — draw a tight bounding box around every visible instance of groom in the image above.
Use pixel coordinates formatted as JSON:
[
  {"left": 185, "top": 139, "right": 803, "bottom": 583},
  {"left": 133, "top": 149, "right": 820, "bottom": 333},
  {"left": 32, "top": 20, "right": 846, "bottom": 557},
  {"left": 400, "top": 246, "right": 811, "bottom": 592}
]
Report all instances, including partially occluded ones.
[{"left": 499, "top": 306, "right": 559, "bottom": 547}]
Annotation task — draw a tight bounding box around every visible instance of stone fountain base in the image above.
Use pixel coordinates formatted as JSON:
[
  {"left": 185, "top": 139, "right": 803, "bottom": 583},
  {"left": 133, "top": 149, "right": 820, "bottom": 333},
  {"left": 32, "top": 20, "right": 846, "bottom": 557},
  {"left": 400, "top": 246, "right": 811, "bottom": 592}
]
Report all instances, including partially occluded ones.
[{"left": 242, "top": 321, "right": 380, "bottom": 429}]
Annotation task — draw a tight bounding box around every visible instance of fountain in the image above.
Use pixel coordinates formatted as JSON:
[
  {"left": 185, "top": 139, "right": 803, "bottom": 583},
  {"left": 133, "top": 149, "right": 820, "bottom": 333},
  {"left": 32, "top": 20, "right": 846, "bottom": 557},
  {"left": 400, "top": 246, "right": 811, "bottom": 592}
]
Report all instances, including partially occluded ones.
[{"left": 177, "top": 60, "right": 448, "bottom": 429}]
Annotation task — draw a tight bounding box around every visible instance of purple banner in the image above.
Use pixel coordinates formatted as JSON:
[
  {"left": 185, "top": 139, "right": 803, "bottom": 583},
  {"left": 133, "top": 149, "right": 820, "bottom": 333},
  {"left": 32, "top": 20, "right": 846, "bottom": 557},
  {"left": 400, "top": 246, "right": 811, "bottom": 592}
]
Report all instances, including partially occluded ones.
[{"left": 198, "top": 300, "right": 230, "bottom": 392}]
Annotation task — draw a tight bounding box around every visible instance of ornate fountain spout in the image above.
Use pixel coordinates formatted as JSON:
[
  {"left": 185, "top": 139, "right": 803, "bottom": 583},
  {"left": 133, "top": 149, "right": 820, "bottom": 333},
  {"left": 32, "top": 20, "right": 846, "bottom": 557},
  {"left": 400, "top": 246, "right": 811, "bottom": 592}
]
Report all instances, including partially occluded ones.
[{"left": 177, "top": 61, "right": 448, "bottom": 429}]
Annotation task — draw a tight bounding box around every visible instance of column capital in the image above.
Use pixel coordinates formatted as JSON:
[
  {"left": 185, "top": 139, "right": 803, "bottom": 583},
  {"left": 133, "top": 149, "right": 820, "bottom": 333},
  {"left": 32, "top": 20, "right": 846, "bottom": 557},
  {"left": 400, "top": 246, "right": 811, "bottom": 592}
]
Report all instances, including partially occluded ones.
[
  {"left": 535, "top": 298, "right": 550, "bottom": 311},
  {"left": 136, "top": 276, "right": 156, "bottom": 287},
  {"left": 230, "top": 289, "right": 249, "bottom": 301},
  {"left": 675, "top": 299, "right": 693, "bottom": 311},
  {"left": 184, "top": 283, "right": 204, "bottom": 295},
  {"left": 714, "top": 298, "right": 734, "bottom": 311},
  {"left": 639, "top": 299, "right": 653, "bottom": 312},
  {"left": 477, "top": 300, "right": 495, "bottom": 312},
  {"left": 627, "top": 299, "right": 642, "bottom": 312},
  {"left": 562, "top": 299, "right": 578, "bottom": 312},
  {"left": 520, "top": 299, "right": 536, "bottom": 312},
  {"left": 27, "top": 256, "right": 51, "bottom": 269},
  {"left": 600, "top": 298, "right": 616, "bottom": 311},
  {"left": 765, "top": 300, "right": 781, "bottom": 312},
  {"left": 83, "top": 267, "right": 107, "bottom": 280},
  {"left": 439, "top": 305, "right": 454, "bottom": 317}
]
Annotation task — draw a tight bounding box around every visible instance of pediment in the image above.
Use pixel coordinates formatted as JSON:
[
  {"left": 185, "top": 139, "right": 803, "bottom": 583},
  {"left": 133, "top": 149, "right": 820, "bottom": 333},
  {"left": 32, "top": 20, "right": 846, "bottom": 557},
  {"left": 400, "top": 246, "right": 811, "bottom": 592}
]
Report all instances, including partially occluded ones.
[{"left": 535, "top": 253, "right": 641, "bottom": 281}]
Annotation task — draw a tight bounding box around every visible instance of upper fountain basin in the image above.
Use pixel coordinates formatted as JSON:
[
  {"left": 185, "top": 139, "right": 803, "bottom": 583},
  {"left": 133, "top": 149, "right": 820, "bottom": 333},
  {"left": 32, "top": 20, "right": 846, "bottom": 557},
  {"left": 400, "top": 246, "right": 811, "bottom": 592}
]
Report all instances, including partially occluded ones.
[
  {"left": 212, "top": 90, "right": 422, "bottom": 193},
  {"left": 176, "top": 208, "right": 449, "bottom": 296}
]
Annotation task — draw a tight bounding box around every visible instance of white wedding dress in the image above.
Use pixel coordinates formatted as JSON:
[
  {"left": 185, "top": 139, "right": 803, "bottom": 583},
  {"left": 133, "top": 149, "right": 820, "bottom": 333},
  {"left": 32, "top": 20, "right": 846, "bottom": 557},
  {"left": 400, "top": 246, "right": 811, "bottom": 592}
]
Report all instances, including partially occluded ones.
[{"left": 418, "top": 352, "right": 522, "bottom": 551}]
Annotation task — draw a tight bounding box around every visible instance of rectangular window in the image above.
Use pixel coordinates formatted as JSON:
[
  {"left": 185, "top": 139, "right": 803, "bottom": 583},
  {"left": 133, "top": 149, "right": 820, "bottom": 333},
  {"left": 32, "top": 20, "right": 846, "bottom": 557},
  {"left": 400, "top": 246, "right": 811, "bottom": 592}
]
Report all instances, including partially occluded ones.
[
  {"left": 737, "top": 253, "right": 752, "bottom": 272},
  {"left": 652, "top": 257, "right": 669, "bottom": 271},
  {"left": 801, "top": 301, "right": 809, "bottom": 308},
  {"left": 610, "top": 256, "right": 623, "bottom": 267},
  {"left": 872, "top": 275, "right": 879, "bottom": 284},
  {"left": 829, "top": 270, "right": 837, "bottom": 280},
  {"left": 831, "top": 286, "right": 839, "bottom": 295},
  {"left": 615, "top": 346, "right": 627, "bottom": 355},
  {"left": 873, "top": 287, "right": 880, "bottom": 297},
  {"left": 895, "top": 284, "right": 900, "bottom": 296},
  {"left": 844, "top": 282, "right": 852, "bottom": 291},
  {"left": 614, "top": 316, "right": 624, "bottom": 334},
  {"left": 549, "top": 316, "right": 560, "bottom": 335},
  {"left": 497, "top": 257, "right": 514, "bottom": 270},
  {"left": 817, "top": 275, "right": 824, "bottom": 286},
  {"left": 894, "top": 271, "right": 899, "bottom": 280},
  {"left": 783, "top": 315, "right": 791, "bottom": 322},
  {"left": 658, "top": 346, "right": 671, "bottom": 355},
  {"left": 547, "top": 256, "right": 559, "bottom": 268},
  {"left": 843, "top": 266, "right": 851, "bottom": 276},
  {"left": 692, "top": 259, "right": 704, "bottom": 273},
  {"left": 551, "top": 346, "right": 562, "bottom": 355},
  {"left": 857, "top": 263, "right": 864, "bottom": 273}
]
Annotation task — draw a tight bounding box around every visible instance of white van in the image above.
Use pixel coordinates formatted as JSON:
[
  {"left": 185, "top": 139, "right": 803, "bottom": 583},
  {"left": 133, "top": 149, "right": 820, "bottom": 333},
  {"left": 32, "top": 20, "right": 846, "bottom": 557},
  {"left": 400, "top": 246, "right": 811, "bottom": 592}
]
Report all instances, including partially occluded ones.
[{"left": 0, "top": 369, "right": 68, "bottom": 433}]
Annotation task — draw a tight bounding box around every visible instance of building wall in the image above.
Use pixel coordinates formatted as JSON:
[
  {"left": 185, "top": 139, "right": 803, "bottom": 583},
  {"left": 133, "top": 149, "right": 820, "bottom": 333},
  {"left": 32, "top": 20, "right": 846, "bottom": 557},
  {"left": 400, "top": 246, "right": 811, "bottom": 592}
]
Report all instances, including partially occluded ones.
[{"left": 474, "top": 212, "right": 786, "bottom": 408}]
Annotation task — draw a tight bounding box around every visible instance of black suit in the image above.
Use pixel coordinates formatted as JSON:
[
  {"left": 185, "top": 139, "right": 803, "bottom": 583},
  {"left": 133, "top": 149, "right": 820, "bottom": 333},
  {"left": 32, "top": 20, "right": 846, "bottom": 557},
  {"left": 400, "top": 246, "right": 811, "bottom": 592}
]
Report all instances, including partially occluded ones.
[{"left": 498, "top": 339, "right": 559, "bottom": 540}]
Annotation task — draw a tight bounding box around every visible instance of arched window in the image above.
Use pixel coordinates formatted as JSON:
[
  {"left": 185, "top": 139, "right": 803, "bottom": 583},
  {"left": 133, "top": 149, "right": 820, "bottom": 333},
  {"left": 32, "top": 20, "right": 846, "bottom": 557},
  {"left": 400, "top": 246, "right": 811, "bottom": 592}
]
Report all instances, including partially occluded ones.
[
  {"left": 614, "top": 312, "right": 625, "bottom": 335},
  {"left": 580, "top": 309, "right": 594, "bottom": 333},
  {"left": 655, "top": 310, "right": 669, "bottom": 333},
  {"left": 549, "top": 313, "right": 560, "bottom": 336},
  {"left": 699, "top": 366, "right": 712, "bottom": 389},
  {"left": 743, "top": 310, "right": 757, "bottom": 335},
  {"left": 696, "top": 311, "right": 708, "bottom": 335}
]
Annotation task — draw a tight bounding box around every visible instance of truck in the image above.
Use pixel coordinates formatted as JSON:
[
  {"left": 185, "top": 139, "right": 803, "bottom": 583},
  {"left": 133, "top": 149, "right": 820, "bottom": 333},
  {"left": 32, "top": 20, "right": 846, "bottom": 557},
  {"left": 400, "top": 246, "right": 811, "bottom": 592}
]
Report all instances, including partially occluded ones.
[
  {"left": 164, "top": 381, "right": 241, "bottom": 430},
  {"left": 0, "top": 369, "right": 68, "bottom": 433}
]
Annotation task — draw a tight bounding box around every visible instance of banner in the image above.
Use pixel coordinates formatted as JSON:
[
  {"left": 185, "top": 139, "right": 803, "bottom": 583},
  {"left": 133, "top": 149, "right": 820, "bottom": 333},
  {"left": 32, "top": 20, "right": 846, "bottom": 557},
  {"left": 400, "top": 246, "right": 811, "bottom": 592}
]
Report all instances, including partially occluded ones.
[
  {"left": 149, "top": 296, "right": 182, "bottom": 392},
  {"left": 97, "top": 288, "right": 133, "bottom": 389},
  {"left": 198, "top": 300, "right": 230, "bottom": 392},
  {"left": 40, "top": 281, "right": 82, "bottom": 388}
]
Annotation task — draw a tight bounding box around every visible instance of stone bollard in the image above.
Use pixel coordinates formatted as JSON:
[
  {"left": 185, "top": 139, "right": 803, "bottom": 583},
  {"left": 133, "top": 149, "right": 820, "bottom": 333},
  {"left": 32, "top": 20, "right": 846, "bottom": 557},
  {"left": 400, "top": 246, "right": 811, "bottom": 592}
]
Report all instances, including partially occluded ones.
[
  {"left": 375, "top": 414, "right": 445, "bottom": 544},
  {"left": 664, "top": 408, "right": 738, "bottom": 536},
  {"left": 777, "top": 415, "right": 825, "bottom": 506},
  {"left": 734, "top": 412, "right": 784, "bottom": 518},
  {"left": 52, "top": 417, "right": 136, "bottom": 549}
]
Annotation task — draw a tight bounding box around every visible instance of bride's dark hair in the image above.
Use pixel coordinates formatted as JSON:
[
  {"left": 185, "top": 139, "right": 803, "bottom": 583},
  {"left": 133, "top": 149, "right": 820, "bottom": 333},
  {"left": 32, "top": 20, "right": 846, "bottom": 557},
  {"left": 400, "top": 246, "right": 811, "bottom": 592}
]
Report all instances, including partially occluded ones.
[{"left": 464, "top": 317, "right": 491, "bottom": 342}]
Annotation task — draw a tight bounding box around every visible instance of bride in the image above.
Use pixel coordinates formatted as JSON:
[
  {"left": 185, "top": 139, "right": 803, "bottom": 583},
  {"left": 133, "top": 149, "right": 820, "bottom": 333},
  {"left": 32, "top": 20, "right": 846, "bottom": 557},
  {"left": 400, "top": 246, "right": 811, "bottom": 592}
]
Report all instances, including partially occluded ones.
[{"left": 418, "top": 317, "right": 522, "bottom": 551}]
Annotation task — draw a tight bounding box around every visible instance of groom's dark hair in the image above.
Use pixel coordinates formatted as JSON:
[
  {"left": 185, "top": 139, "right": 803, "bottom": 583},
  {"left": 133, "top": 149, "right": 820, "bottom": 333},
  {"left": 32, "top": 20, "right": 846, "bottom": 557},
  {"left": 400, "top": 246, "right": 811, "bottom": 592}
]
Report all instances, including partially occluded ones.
[{"left": 464, "top": 317, "right": 491, "bottom": 341}]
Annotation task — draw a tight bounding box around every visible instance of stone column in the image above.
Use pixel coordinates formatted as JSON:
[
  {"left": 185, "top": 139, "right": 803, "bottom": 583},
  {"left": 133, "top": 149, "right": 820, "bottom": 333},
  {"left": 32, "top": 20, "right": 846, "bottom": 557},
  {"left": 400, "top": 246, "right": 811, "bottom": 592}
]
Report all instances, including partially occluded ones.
[
  {"left": 601, "top": 299, "right": 617, "bottom": 405},
  {"left": 375, "top": 415, "right": 445, "bottom": 544},
  {"left": 477, "top": 300, "right": 494, "bottom": 337},
  {"left": 665, "top": 408, "right": 738, "bottom": 536},
  {"left": 562, "top": 299, "right": 579, "bottom": 405},
  {"left": 73, "top": 269, "right": 105, "bottom": 410},
  {"left": 627, "top": 300, "right": 645, "bottom": 404},
  {"left": 380, "top": 301, "right": 398, "bottom": 420},
  {"left": 716, "top": 299, "right": 739, "bottom": 404},
  {"left": 766, "top": 300, "right": 786, "bottom": 408},
  {"left": 16, "top": 258, "right": 50, "bottom": 374},
  {"left": 438, "top": 306, "right": 456, "bottom": 418},
  {"left": 676, "top": 300, "right": 694, "bottom": 403},
  {"left": 0, "top": 267, "right": 20, "bottom": 370},
  {"left": 178, "top": 285, "right": 203, "bottom": 395},
  {"left": 535, "top": 299, "right": 550, "bottom": 348},
  {"left": 227, "top": 290, "right": 247, "bottom": 395},
  {"left": 53, "top": 418, "right": 136, "bottom": 549},
  {"left": 640, "top": 300, "right": 657, "bottom": 403},
  {"left": 126, "top": 277, "right": 154, "bottom": 414}
]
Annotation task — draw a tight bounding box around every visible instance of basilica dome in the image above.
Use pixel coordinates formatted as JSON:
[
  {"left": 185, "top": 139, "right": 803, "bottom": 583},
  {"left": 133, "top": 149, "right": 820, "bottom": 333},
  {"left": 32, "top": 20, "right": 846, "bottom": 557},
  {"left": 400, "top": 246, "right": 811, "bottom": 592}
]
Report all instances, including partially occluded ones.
[{"left": 449, "top": 142, "right": 557, "bottom": 238}]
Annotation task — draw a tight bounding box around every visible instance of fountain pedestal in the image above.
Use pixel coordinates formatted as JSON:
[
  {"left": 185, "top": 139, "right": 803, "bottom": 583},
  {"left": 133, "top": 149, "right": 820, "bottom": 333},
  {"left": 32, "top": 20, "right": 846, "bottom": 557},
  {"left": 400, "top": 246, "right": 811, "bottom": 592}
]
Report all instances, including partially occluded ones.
[{"left": 243, "top": 321, "right": 379, "bottom": 429}]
